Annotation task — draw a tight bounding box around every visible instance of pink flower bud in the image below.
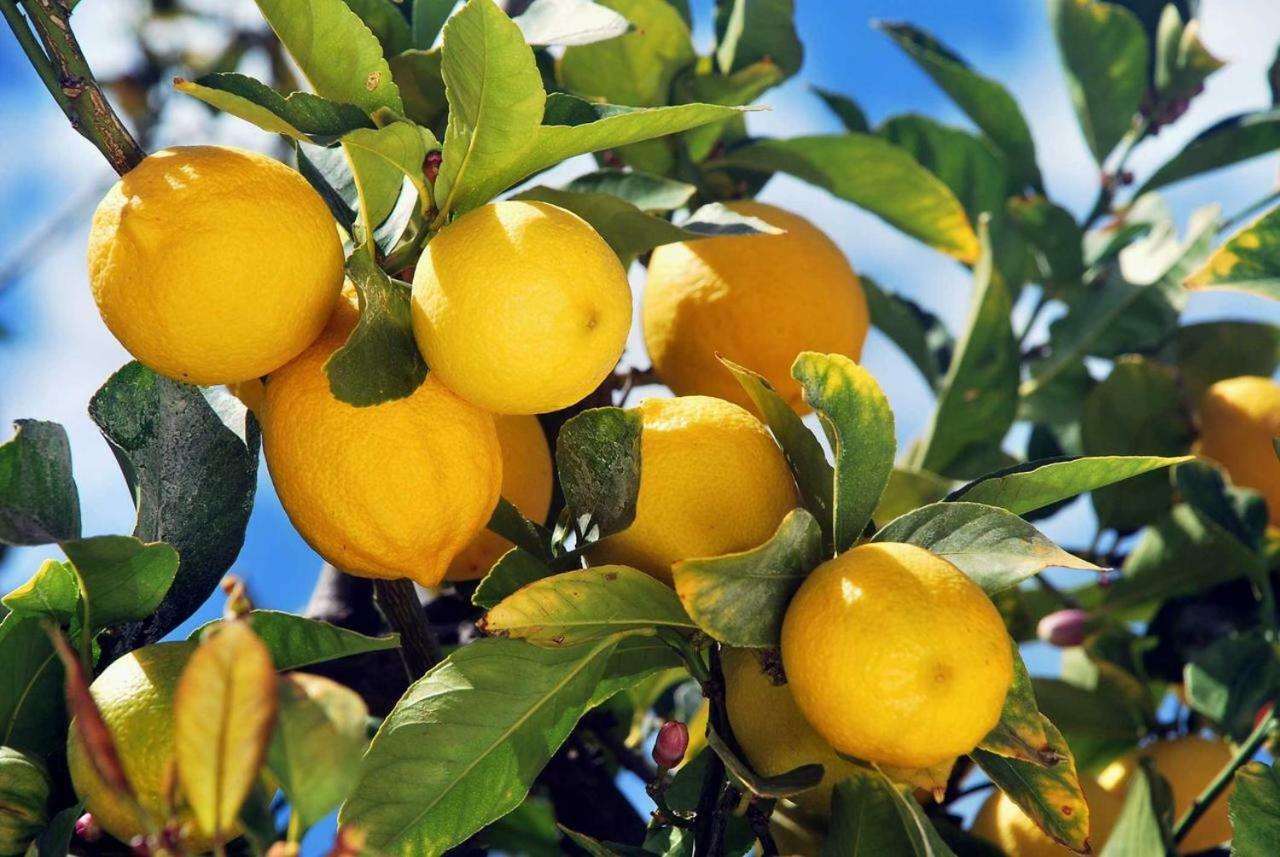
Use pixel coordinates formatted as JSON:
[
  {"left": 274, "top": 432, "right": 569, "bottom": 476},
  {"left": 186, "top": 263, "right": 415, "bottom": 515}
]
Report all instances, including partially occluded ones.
[
  {"left": 652, "top": 720, "right": 689, "bottom": 769},
  {"left": 1037, "top": 609, "right": 1091, "bottom": 648},
  {"left": 130, "top": 835, "right": 151, "bottom": 856},
  {"left": 424, "top": 151, "right": 443, "bottom": 184},
  {"left": 75, "top": 812, "right": 101, "bottom": 842}
]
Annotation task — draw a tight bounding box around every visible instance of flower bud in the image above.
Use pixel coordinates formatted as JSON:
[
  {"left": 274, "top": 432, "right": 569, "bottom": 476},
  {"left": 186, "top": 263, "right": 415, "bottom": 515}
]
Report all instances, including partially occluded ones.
[
  {"left": 424, "top": 151, "right": 443, "bottom": 184},
  {"left": 652, "top": 720, "right": 690, "bottom": 769},
  {"left": 75, "top": 812, "right": 101, "bottom": 842},
  {"left": 1037, "top": 609, "right": 1091, "bottom": 648}
]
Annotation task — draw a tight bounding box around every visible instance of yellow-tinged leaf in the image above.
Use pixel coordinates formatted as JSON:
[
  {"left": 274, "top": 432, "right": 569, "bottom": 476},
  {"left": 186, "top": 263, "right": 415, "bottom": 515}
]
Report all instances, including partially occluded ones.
[
  {"left": 880, "top": 758, "right": 954, "bottom": 800},
  {"left": 174, "top": 620, "right": 278, "bottom": 842}
]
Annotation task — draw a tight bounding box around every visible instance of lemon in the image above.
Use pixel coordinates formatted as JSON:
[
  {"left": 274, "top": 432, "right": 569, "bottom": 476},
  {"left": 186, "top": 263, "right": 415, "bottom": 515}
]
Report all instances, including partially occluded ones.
[
  {"left": 780, "top": 542, "right": 1012, "bottom": 769},
  {"left": 447, "top": 414, "right": 554, "bottom": 581},
  {"left": 971, "top": 780, "right": 1122, "bottom": 856},
  {"left": 88, "top": 146, "right": 343, "bottom": 385},
  {"left": 262, "top": 294, "right": 502, "bottom": 586},
  {"left": 723, "top": 648, "right": 860, "bottom": 819},
  {"left": 588, "top": 396, "right": 798, "bottom": 583},
  {"left": 643, "top": 201, "right": 869, "bottom": 414},
  {"left": 226, "top": 378, "right": 265, "bottom": 415},
  {"left": 1196, "top": 375, "right": 1280, "bottom": 526},
  {"left": 67, "top": 642, "right": 208, "bottom": 849},
  {"left": 411, "top": 201, "right": 632, "bottom": 414},
  {"left": 1096, "top": 736, "right": 1233, "bottom": 853}
]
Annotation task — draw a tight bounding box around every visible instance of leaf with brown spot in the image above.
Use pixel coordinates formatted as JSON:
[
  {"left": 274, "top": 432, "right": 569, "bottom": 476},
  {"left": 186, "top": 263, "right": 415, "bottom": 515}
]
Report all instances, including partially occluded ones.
[
  {"left": 979, "top": 645, "right": 1059, "bottom": 766},
  {"left": 174, "top": 620, "right": 278, "bottom": 844}
]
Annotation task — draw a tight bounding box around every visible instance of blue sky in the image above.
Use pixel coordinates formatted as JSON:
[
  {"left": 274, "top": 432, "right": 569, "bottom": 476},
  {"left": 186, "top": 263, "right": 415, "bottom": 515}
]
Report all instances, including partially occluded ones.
[{"left": 2, "top": 0, "right": 1280, "bottom": 847}]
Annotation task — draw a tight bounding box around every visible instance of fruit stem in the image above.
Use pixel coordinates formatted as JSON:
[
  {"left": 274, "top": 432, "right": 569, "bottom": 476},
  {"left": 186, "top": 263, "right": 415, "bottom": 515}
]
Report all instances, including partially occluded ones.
[
  {"left": 1172, "top": 706, "right": 1276, "bottom": 845},
  {"left": 7, "top": 0, "right": 145, "bottom": 175},
  {"left": 373, "top": 578, "right": 442, "bottom": 679}
]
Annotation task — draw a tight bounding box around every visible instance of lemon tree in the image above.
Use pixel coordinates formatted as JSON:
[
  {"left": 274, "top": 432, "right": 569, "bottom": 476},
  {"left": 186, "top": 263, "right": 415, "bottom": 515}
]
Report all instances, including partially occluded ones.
[{"left": 4, "top": 0, "right": 1280, "bottom": 855}]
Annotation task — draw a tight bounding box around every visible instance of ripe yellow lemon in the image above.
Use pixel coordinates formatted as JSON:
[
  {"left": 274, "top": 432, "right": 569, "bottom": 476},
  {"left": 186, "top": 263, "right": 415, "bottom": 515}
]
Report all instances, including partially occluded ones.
[
  {"left": 411, "top": 201, "right": 632, "bottom": 414},
  {"left": 643, "top": 201, "right": 869, "bottom": 413},
  {"left": 1196, "top": 375, "right": 1280, "bottom": 526},
  {"left": 1096, "top": 736, "right": 1233, "bottom": 853},
  {"left": 447, "top": 414, "right": 554, "bottom": 581},
  {"left": 781, "top": 542, "right": 1013, "bottom": 769},
  {"left": 262, "top": 294, "right": 501, "bottom": 586},
  {"left": 723, "top": 648, "right": 860, "bottom": 819},
  {"left": 971, "top": 780, "right": 1122, "bottom": 856},
  {"left": 588, "top": 396, "right": 798, "bottom": 583},
  {"left": 67, "top": 642, "right": 207, "bottom": 849},
  {"left": 88, "top": 146, "right": 343, "bottom": 385}
]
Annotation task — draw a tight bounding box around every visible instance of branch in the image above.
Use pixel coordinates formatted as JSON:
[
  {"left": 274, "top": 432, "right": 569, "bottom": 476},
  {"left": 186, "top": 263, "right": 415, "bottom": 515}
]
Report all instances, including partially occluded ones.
[
  {"left": 373, "top": 577, "right": 443, "bottom": 679},
  {"left": 1173, "top": 707, "right": 1275, "bottom": 845},
  {"left": 8, "top": 0, "right": 144, "bottom": 175}
]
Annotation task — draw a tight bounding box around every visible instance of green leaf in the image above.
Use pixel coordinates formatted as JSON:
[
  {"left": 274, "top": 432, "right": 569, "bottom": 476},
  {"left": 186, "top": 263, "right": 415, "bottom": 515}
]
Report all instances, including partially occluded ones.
[
  {"left": 874, "top": 502, "right": 1098, "bottom": 594},
  {"left": 719, "top": 135, "right": 980, "bottom": 262},
  {"left": 824, "top": 767, "right": 958, "bottom": 857},
  {"left": 720, "top": 356, "right": 834, "bottom": 547},
  {"left": 296, "top": 141, "right": 359, "bottom": 231},
  {"left": 874, "top": 467, "right": 953, "bottom": 523},
  {"left": 1032, "top": 677, "right": 1146, "bottom": 773},
  {"left": 878, "top": 114, "right": 1007, "bottom": 224},
  {"left": 2, "top": 559, "right": 79, "bottom": 622},
  {"left": 1230, "top": 761, "right": 1280, "bottom": 856},
  {"left": 916, "top": 224, "right": 1018, "bottom": 478},
  {"left": 344, "top": 0, "right": 413, "bottom": 57},
  {"left": 1186, "top": 204, "right": 1280, "bottom": 300},
  {"left": 515, "top": 0, "right": 632, "bottom": 47},
  {"left": 792, "top": 352, "right": 895, "bottom": 552},
  {"left": 1007, "top": 195, "right": 1085, "bottom": 289},
  {"left": 556, "top": 407, "right": 642, "bottom": 540},
  {"left": 671, "top": 508, "right": 822, "bottom": 647},
  {"left": 1173, "top": 321, "right": 1280, "bottom": 400},
  {"left": 254, "top": 0, "right": 403, "bottom": 114},
  {"left": 861, "top": 277, "right": 953, "bottom": 390},
  {"left": 473, "top": 547, "right": 555, "bottom": 610},
  {"left": 339, "top": 634, "right": 635, "bottom": 854},
  {"left": 189, "top": 610, "right": 398, "bottom": 671},
  {"left": 29, "top": 802, "right": 84, "bottom": 857},
  {"left": 973, "top": 718, "right": 1090, "bottom": 853},
  {"left": 562, "top": 169, "right": 696, "bottom": 211},
  {"left": 413, "top": 0, "right": 453, "bottom": 48},
  {"left": 1082, "top": 357, "right": 1192, "bottom": 533},
  {"left": 812, "top": 86, "right": 869, "bottom": 132},
  {"left": 175, "top": 73, "right": 375, "bottom": 145},
  {"left": 89, "top": 364, "right": 259, "bottom": 647},
  {"left": 1184, "top": 631, "right": 1280, "bottom": 741},
  {"left": 1175, "top": 459, "right": 1268, "bottom": 552},
  {"left": 877, "top": 21, "right": 1041, "bottom": 190},
  {"left": 267, "top": 673, "right": 369, "bottom": 830},
  {"left": 511, "top": 186, "right": 774, "bottom": 261},
  {"left": 58, "top": 536, "right": 180, "bottom": 628},
  {"left": 0, "top": 614, "right": 64, "bottom": 754},
  {"left": 342, "top": 122, "right": 436, "bottom": 223},
  {"left": 705, "top": 727, "right": 822, "bottom": 799},
  {"left": 1152, "top": 9, "right": 1223, "bottom": 104},
  {"left": 948, "top": 454, "right": 1192, "bottom": 516},
  {"left": 486, "top": 499, "right": 555, "bottom": 565},
  {"left": 324, "top": 252, "right": 427, "bottom": 406},
  {"left": 1139, "top": 109, "right": 1280, "bottom": 193},
  {"left": 714, "top": 0, "right": 802, "bottom": 79},
  {"left": 482, "top": 565, "right": 695, "bottom": 646},
  {"left": 560, "top": 0, "right": 694, "bottom": 106},
  {"left": 433, "top": 0, "right": 546, "bottom": 218},
  {"left": 0, "top": 420, "right": 79, "bottom": 547},
  {"left": 1098, "top": 761, "right": 1174, "bottom": 857},
  {"left": 978, "top": 648, "right": 1057, "bottom": 767},
  {"left": 389, "top": 49, "right": 446, "bottom": 128},
  {"left": 1049, "top": 0, "right": 1148, "bottom": 161},
  {"left": 1103, "top": 503, "right": 1265, "bottom": 612}
]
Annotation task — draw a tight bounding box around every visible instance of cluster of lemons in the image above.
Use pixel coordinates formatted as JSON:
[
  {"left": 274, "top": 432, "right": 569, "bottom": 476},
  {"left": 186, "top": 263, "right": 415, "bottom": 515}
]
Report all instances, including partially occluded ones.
[{"left": 75, "top": 144, "right": 1280, "bottom": 854}]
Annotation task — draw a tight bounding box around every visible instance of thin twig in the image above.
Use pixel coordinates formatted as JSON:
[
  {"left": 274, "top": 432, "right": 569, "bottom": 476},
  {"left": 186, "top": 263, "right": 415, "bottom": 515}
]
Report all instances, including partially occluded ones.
[
  {"left": 1172, "top": 708, "right": 1275, "bottom": 845},
  {"left": 373, "top": 578, "right": 442, "bottom": 679},
  {"left": 13, "top": 0, "right": 145, "bottom": 174},
  {"left": 1220, "top": 187, "right": 1280, "bottom": 233},
  {"left": 747, "top": 803, "right": 779, "bottom": 856},
  {"left": 1082, "top": 119, "right": 1150, "bottom": 230}
]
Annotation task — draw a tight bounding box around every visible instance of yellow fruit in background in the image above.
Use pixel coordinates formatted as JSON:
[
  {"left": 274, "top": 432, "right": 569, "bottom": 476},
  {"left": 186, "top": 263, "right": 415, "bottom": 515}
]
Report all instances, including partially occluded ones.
[
  {"left": 262, "top": 294, "right": 501, "bottom": 586},
  {"left": 643, "top": 201, "right": 869, "bottom": 413},
  {"left": 722, "top": 648, "right": 860, "bottom": 819},
  {"left": 971, "top": 780, "right": 1122, "bottom": 856},
  {"left": 781, "top": 543, "right": 1013, "bottom": 769},
  {"left": 447, "top": 414, "right": 554, "bottom": 581},
  {"left": 227, "top": 378, "right": 265, "bottom": 415},
  {"left": 411, "top": 201, "right": 632, "bottom": 415},
  {"left": 67, "top": 642, "right": 207, "bottom": 849},
  {"left": 1096, "top": 736, "right": 1234, "bottom": 853},
  {"left": 588, "top": 396, "right": 798, "bottom": 583},
  {"left": 1196, "top": 375, "right": 1280, "bottom": 525},
  {"left": 88, "top": 146, "right": 343, "bottom": 385}
]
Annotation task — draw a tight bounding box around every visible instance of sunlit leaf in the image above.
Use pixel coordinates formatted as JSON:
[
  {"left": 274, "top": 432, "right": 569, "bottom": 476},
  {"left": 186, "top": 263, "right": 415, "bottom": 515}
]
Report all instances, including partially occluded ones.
[
  {"left": 1185, "top": 204, "right": 1280, "bottom": 301},
  {"left": 515, "top": 0, "right": 631, "bottom": 47},
  {"left": 1098, "top": 760, "right": 1174, "bottom": 857},
  {"left": 174, "top": 73, "right": 374, "bottom": 144},
  {"left": 1230, "top": 761, "right": 1280, "bottom": 855},
  {"left": 948, "top": 454, "right": 1192, "bottom": 515},
  {"left": 189, "top": 610, "right": 399, "bottom": 671},
  {"left": 559, "top": 0, "right": 694, "bottom": 106},
  {"left": 978, "top": 648, "right": 1058, "bottom": 766}
]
